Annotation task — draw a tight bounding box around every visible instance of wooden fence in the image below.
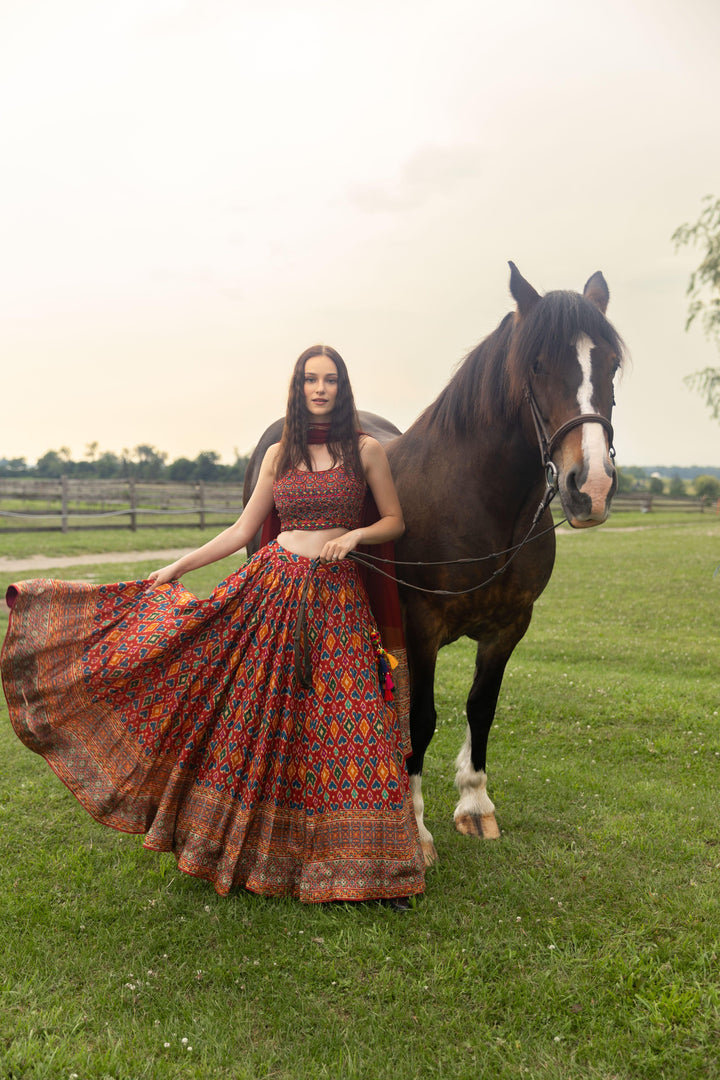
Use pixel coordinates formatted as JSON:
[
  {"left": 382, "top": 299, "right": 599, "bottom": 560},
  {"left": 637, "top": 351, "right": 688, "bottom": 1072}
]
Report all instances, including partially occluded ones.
[
  {"left": 610, "top": 493, "right": 716, "bottom": 514},
  {"left": 0, "top": 477, "right": 244, "bottom": 533},
  {"left": 1, "top": 478, "right": 717, "bottom": 535}
]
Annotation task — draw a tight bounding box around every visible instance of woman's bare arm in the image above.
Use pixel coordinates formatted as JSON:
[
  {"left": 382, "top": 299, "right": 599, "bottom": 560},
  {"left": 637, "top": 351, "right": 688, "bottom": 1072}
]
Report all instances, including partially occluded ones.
[
  {"left": 319, "top": 437, "right": 404, "bottom": 562},
  {"left": 147, "top": 445, "right": 279, "bottom": 586}
]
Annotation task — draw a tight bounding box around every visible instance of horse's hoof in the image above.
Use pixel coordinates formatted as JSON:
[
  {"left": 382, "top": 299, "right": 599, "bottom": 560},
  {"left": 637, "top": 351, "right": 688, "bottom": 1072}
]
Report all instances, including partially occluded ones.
[
  {"left": 455, "top": 812, "right": 500, "bottom": 839},
  {"left": 421, "top": 839, "right": 439, "bottom": 866}
]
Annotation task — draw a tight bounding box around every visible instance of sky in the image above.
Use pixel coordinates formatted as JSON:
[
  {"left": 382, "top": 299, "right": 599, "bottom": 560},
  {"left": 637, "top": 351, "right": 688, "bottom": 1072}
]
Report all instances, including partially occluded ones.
[{"left": 2, "top": 0, "right": 719, "bottom": 469}]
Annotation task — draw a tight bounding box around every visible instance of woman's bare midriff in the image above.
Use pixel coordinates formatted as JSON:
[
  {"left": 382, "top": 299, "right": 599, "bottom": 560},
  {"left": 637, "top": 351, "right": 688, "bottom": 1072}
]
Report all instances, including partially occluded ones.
[{"left": 276, "top": 527, "right": 349, "bottom": 560}]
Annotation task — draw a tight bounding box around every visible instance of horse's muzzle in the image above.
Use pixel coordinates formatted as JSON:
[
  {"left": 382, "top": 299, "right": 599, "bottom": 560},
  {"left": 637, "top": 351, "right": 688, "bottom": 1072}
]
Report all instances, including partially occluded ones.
[{"left": 560, "top": 456, "right": 617, "bottom": 527}]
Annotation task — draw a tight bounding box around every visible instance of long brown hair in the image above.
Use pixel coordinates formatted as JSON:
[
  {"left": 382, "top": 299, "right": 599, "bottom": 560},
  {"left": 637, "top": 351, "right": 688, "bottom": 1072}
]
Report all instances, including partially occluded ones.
[{"left": 275, "top": 345, "right": 363, "bottom": 478}]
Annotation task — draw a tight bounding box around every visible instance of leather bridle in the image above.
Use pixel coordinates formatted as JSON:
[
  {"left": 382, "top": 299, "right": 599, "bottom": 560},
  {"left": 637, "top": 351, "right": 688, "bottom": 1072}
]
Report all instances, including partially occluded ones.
[{"left": 525, "top": 385, "right": 615, "bottom": 498}]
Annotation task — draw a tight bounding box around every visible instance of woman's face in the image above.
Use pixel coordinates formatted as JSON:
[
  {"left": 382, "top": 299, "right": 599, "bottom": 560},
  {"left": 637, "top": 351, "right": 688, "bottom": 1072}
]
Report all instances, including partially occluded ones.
[{"left": 303, "top": 355, "right": 339, "bottom": 419}]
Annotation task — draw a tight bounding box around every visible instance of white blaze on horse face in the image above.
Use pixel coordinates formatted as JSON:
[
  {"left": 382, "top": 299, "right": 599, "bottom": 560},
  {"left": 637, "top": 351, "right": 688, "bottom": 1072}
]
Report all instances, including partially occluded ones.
[{"left": 575, "top": 332, "right": 613, "bottom": 516}]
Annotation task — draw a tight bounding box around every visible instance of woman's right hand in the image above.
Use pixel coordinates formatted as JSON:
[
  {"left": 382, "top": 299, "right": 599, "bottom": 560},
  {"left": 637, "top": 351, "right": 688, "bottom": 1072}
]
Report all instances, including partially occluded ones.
[{"left": 146, "top": 562, "right": 183, "bottom": 590}]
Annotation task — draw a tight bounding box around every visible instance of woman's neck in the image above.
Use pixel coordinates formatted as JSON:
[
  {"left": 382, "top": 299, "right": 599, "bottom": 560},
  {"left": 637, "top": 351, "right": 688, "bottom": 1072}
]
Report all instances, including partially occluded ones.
[{"left": 307, "top": 423, "right": 331, "bottom": 445}]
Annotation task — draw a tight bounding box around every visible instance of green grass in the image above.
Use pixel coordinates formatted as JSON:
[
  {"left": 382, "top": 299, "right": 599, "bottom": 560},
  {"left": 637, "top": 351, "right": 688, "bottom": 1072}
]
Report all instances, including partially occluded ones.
[
  {"left": 1, "top": 521, "right": 719, "bottom": 1078},
  {"left": 0, "top": 506, "right": 714, "bottom": 567},
  {"left": 0, "top": 526, "right": 236, "bottom": 561},
  {"left": 553, "top": 507, "right": 713, "bottom": 529}
]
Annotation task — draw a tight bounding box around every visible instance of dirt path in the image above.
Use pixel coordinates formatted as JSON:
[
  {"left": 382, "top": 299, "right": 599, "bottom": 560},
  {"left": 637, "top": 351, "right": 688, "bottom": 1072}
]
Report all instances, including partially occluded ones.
[
  {"left": 0, "top": 548, "right": 190, "bottom": 574},
  {"left": 2, "top": 520, "right": 713, "bottom": 575}
]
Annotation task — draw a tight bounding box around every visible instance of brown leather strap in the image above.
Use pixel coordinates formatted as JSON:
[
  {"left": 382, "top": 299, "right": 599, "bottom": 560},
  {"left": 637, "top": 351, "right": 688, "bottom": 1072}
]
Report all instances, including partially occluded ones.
[
  {"left": 293, "top": 559, "right": 320, "bottom": 688},
  {"left": 526, "top": 387, "right": 614, "bottom": 463}
]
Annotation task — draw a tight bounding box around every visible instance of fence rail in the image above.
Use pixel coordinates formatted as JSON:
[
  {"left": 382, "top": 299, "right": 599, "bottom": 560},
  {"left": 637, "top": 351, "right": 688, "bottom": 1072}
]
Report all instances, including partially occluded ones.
[
  {"left": 1, "top": 478, "right": 718, "bottom": 535},
  {"left": 609, "top": 493, "right": 715, "bottom": 514},
  {"left": 0, "top": 477, "right": 244, "bottom": 533}
]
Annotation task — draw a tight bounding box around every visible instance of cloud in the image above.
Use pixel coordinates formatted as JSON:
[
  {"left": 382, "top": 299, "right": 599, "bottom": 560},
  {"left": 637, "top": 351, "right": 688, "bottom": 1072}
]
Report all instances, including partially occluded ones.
[{"left": 348, "top": 144, "right": 485, "bottom": 214}]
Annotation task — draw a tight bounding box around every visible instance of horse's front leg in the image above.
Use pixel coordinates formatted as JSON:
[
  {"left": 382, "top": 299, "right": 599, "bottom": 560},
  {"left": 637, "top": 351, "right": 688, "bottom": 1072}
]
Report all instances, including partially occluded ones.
[
  {"left": 405, "top": 630, "right": 440, "bottom": 867},
  {"left": 453, "top": 645, "right": 509, "bottom": 840}
]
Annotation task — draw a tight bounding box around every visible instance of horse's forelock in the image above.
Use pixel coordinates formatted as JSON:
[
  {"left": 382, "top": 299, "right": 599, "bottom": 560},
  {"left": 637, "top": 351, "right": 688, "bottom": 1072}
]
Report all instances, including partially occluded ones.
[{"left": 504, "top": 290, "right": 625, "bottom": 410}]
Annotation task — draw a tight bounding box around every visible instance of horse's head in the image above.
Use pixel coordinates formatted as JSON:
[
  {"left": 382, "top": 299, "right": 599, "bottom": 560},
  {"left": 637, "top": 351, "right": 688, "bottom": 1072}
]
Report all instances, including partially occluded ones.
[{"left": 508, "top": 263, "right": 624, "bottom": 529}]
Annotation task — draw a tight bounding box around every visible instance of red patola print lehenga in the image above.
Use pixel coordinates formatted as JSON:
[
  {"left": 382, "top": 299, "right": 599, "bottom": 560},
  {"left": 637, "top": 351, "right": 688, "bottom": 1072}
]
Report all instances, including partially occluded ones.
[{"left": 2, "top": 465, "right": 424, "bottom": 903}]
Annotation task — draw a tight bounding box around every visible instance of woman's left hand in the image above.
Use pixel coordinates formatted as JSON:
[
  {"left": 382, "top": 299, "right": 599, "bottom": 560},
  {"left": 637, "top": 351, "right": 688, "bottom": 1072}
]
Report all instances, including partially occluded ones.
[
  {"left": 319, "top": 531, "right": 361, "bottom": 563},
  {"left": 146, "top": 562, "right": 183, "bottom": 590}
]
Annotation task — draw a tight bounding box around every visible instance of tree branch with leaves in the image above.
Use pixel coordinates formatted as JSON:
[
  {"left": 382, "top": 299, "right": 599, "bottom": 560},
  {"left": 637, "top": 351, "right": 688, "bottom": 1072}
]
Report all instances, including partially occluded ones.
[{"left": 673, "top": 194, "right": 720, "bottom": 420}]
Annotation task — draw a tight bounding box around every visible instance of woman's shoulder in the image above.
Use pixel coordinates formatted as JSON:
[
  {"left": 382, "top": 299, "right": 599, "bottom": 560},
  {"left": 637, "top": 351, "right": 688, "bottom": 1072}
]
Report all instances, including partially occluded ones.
[
  {"left": 259, "top": 442, "right": 282, "bottom": 478},
  {"left": 358, "top": 433, "right": 381, "bottom": 451},
  {"left": 359, "top": 434, "right": 386, "bottom": 461}
]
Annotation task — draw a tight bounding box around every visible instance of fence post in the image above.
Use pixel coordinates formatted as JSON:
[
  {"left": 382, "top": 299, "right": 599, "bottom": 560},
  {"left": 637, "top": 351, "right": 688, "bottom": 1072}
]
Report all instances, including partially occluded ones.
[
  {"left": 128, "top": 476, "right": 137, "bottom": 532},
  {"left": 61, "top": 475, "right": 69, "bottom": 533},
  {"left": 199, "top": 480, "right": 206, "bottom": 529}
]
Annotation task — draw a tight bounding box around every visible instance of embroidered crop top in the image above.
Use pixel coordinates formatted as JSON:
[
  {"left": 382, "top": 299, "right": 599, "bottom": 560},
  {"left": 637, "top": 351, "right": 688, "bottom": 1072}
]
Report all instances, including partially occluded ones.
[{"left": 273, "top": 467, "right": 366, "bottom": 531}]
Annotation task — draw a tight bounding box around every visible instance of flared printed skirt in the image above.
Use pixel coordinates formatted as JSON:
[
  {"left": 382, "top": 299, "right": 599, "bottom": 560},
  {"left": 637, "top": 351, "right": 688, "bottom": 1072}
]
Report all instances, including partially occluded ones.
[{"left": 1, "top": 542, "right": 424, "bottom": 902}]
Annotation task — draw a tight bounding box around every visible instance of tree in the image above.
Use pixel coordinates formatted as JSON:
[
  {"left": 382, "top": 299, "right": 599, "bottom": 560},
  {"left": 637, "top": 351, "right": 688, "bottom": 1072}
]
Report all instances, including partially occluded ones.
[
  {"left": 36, "top": 450, "right": 68, "bottom": 478},
  {"left": 0, "top": 457, "right": 28, "bottom": 474},
  {"left": 133, "top": 445, "right": 167, "bottom": 480},
  {"left": 694, "top": 475, "right": 720, "bottom": 500},
  {"left": 619, "top": 466, "right": 648, "bottom": 491},
  {"left": 96, "top": 451, "right": 121, "bottom": 478},
  {"left": 615, "top": 467, "right": 635, "bottom": 494},
  {"left": 194, "top": 450, "right": 221, "bottom": 482},
  {"left": 226, "top": 450, "right": 251, "bottom": 484},
  {"left": 668, "top": 474, "right": 686, "bottom": 497},
  {"left": 673, "top": 195, "right": 720, "bottom": 420},
  {"left": 168, "top": 457, "right": 195, "bottom": 482},
  {"left": 648, "top": 476, "right": 664, "bottom": 496},
  {"left": 684, "top": 368, "right": 720, "bottom": 421}
]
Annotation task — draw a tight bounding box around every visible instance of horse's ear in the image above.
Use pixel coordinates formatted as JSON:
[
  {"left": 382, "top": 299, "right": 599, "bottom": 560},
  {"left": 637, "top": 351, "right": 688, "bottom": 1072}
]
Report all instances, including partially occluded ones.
[
  {"left": 583, "top": 271, "right": 609, "bottom": 314},
  {"left": 509, "top": 261, "right": 541, "bottom": 318}
]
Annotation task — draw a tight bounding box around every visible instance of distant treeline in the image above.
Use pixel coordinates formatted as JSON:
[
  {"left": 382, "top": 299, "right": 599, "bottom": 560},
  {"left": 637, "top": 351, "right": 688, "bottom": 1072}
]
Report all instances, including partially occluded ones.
[
  {"left": 617, "top": 465, "right": 720, "bottom": 499},
  {"left": 639, "top": 465, "right": 720, "bottom": 480},
  {"left": 0, "top": 445, "right": 251, "bottom": 483},
  {"left": 2, "top": 449, "right": 719, "bottom": 496}
]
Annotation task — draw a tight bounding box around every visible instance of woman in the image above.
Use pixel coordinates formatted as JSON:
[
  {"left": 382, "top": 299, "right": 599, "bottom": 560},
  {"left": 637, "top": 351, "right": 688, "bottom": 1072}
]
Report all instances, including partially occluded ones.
[{"left": 2, "top": 346, "right": 425, "bottom": 905}]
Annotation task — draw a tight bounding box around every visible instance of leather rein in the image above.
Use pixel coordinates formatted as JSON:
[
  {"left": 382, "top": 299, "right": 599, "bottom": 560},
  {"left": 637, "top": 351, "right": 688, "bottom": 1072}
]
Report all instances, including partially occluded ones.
[
  {"left": 348, "top": 387, "right": 616, "bottom": 598},
  {"left": 294, "top": 391, "right": 616, "bottom": 683}
]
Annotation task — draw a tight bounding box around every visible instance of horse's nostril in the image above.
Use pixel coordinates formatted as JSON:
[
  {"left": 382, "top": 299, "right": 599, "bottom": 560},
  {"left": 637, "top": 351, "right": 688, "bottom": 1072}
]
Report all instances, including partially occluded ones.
[{"left": 565, "top": 468, "right": 582, "bottom": 496}]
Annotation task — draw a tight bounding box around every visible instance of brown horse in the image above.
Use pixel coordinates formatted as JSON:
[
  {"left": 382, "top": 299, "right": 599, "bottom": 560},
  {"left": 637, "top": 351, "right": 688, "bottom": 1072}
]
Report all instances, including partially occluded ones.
[{"left": 244, "top": 264, "right": 624, "bottom": 864}]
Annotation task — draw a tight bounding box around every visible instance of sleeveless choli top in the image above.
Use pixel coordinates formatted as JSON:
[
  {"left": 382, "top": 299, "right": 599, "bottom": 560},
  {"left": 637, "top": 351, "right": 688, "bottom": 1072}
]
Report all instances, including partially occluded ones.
[{"left": 273, "top": 467, "right": 366, "bottom": 531}]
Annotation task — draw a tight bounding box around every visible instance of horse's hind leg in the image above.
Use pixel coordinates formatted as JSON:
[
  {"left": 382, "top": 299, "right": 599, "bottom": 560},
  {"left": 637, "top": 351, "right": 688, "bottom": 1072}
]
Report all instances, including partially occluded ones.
[
  {"left": 409, "top": 773, "right": 438, "bottom": 868},
  {"left": 453, "top": 647, "right": 509, "bottom": 841},
  {"left": 406, "top": 633, "right": 441, "bottom": 867}
]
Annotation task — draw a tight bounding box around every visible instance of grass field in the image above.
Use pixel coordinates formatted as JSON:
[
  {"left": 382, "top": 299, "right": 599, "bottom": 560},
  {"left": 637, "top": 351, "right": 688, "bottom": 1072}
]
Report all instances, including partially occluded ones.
[
  {"left": 0, "top": 500, "right": 718, "bottom": 562},
  {"left": 0, "top": 525, "right": 236, "bottom": 561},
  {"left": 1, "top": 520, "right": 719, "bottom": 1079}
]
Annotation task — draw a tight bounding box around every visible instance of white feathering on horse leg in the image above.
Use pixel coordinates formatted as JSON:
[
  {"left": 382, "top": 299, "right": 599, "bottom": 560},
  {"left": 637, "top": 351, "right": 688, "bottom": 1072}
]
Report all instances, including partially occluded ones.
[
  {"left": 453, "top": 726, "right": 500, "bottom": 839},
  {"left": 409, "top": 774, "right": 438, "bottom": 866}
]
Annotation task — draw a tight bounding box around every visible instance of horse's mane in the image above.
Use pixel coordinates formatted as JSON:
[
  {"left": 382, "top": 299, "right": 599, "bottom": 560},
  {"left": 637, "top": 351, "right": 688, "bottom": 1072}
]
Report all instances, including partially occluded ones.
[{"left": 423, "top": 291, "right": 625, "bottom": 438}]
